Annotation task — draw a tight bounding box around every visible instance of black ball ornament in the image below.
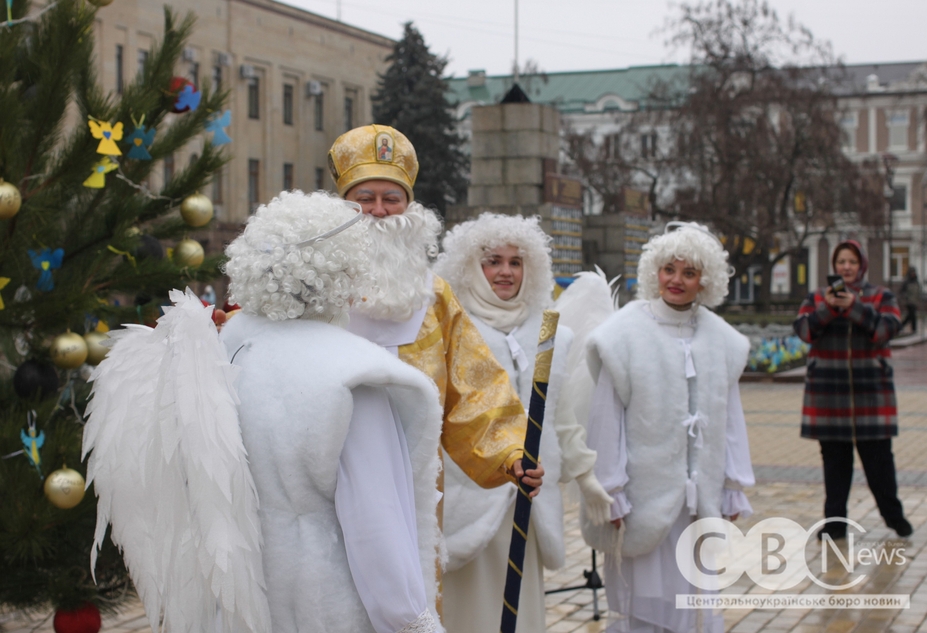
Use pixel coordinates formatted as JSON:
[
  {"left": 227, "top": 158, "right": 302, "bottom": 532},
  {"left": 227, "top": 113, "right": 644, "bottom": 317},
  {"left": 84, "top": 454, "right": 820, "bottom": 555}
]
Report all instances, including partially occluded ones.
[
  {"left": 135, "top": 234, "right": 164, "bottom": 260},
  {"left": 13, "top": 359, "right": 59, "bottom": 400}
]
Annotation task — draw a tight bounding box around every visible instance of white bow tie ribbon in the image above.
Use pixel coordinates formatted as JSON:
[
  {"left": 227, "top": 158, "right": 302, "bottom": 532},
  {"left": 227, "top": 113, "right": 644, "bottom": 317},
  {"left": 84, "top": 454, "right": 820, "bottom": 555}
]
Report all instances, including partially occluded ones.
[{"left": 681, "top": 411, "right": 706, "bottom": 449}]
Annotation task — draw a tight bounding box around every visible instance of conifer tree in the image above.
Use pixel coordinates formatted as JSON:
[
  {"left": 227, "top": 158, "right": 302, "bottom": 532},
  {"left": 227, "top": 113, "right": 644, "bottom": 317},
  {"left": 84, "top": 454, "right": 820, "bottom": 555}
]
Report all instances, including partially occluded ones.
[
  {"left": 0, "top": 0, "right": 227, "bottom": 616},
  {"left": 372, "top": 22, "right": 468, "bottom": 215}
]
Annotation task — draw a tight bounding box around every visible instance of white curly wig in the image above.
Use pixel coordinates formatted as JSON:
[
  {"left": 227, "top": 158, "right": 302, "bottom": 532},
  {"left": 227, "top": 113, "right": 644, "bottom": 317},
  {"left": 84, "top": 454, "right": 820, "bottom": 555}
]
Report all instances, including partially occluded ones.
[
  {"left": 636, "top": 222, "right": 732, "bottom": 308},
  {"left": 434, "top": 212, "right": 554, "bottom": 312},
  {"left": 223, "top": 190, "right": 375, "bottom": 322}
]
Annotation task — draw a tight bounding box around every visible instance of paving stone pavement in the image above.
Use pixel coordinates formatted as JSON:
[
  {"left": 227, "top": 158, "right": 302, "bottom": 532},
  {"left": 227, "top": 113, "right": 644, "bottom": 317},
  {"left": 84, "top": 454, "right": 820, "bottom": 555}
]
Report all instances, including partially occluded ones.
[{"left": 3, "top": 371, "right": 925, "bottom": 633}]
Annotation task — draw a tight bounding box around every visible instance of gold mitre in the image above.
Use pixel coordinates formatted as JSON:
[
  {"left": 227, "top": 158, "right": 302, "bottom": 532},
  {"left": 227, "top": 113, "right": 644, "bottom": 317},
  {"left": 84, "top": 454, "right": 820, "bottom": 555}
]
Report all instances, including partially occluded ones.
[{"left": 328, "top": 125, "right": 419, "bottom": 201}]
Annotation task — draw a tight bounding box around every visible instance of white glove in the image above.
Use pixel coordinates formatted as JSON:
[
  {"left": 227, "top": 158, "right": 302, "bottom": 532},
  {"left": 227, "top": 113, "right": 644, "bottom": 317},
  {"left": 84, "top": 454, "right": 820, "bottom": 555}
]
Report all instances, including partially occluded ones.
[{"left": 576, "top": 469, "right": 613, "bottom": 526}]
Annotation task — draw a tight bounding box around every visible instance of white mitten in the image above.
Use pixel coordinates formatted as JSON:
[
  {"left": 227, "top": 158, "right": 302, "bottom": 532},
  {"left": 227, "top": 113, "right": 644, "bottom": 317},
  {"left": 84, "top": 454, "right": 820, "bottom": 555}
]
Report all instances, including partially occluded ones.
[{"left": 576, "top": 469, "right": 613, "bottom": 526}]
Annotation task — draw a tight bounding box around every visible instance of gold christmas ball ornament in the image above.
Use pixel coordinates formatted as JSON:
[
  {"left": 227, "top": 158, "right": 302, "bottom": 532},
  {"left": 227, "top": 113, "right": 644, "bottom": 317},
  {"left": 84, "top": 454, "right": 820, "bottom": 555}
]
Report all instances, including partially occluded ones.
[
  {"left": 83, "top": 332, "right": 110, "bottom": 365},
  {"left": 180, "top": 193, "right": 214, "bottom": 228},
  {"left": 0, "top": 178, "right": 23, "bottom": 220},
  {"left": 174, "top": 239, "right": 205, "bottom": 268},
  {"left": 50, "top": 331, "right": 89, "bottom": 369},
  {"left": 44, "top": 466, "right": 86, "bottom": 509}
]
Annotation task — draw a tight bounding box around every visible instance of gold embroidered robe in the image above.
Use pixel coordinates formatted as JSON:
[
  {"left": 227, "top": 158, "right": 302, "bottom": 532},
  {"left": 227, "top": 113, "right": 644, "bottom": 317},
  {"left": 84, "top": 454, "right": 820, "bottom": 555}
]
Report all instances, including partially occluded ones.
[{"left": 399, "top": 276, "right": 526, "bottom": 488}]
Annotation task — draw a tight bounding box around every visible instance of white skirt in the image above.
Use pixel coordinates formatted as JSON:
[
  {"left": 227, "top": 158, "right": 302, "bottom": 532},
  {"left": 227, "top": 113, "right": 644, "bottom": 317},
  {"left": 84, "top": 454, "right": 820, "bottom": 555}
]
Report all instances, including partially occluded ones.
[
  {"left": 605, "top": 504, "right": 723, "bottom": 633},
  {"left": 443, "top": 504, "right": 546, "bottom": 633}
]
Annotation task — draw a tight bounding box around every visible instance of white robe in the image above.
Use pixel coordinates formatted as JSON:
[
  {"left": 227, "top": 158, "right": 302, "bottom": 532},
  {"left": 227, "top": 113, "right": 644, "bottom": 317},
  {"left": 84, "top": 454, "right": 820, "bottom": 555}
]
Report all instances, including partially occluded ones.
[
  {"left": 443, "top": 311, "right": 596, "bottom": 633},
  {"left": 221, "top": 314, "right": 443, "bottom": 633},
  {"left": 584, "top": 299, "right": 754, "bottom": 633}
]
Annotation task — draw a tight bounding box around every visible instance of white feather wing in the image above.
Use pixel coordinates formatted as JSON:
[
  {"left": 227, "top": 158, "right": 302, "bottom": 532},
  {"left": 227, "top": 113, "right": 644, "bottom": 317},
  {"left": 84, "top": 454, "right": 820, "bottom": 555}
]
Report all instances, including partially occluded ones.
[
  {"left": 553, "top": 267, "right": 619, "bottom": 430},
  {"left": 84, "top": 288, "right": 271, "bottom": 633}
]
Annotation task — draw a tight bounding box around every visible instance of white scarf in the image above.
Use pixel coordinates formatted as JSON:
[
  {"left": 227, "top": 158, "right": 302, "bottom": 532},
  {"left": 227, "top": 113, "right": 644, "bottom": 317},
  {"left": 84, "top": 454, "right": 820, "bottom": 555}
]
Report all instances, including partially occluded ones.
[{"left": 455, "top": 256, "right": 530, "bottom": 334}]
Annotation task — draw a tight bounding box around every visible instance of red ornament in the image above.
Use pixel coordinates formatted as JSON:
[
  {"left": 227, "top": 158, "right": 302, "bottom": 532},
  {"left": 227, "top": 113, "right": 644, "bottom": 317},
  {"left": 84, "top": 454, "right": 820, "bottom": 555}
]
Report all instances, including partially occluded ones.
[{"left": 53, "top": 603, "right": 102, "bottom": 633}]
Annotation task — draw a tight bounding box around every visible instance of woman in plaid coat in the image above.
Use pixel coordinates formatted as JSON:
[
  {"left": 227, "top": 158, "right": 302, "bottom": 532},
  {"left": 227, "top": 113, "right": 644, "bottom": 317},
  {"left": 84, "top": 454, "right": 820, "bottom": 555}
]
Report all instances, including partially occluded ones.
[{"left": 794, "top": 239, "right": 912, "bottom": 539}]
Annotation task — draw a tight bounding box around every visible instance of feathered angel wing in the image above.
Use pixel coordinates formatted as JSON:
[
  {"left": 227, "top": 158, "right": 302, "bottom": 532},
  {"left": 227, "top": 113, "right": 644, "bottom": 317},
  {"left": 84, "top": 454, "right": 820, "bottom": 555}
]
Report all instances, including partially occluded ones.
[
  {"left": 83, "top": 288, "right": 271, "bottom": 633},
  {"left": 553, "top": 266, "right": 620, "bottom": 431}
]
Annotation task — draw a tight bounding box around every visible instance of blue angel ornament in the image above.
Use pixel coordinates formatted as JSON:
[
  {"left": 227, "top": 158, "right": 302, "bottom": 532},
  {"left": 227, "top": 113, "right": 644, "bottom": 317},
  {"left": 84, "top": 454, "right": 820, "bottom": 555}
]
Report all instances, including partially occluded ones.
[
  {"left": 21, "top": 415, "right": 44, "bottom": 475},
  {"left": 28, "top": 248, "right": 64, "bottom": 291},
  {"left": 175, "top": 85, "right": 202, "bottom": 112},
  {"left": 125, "top": 123, "right": 156, "bottom": 160},
  {"left": 206, "top": 110, "right": 232, "bottom": 145}
]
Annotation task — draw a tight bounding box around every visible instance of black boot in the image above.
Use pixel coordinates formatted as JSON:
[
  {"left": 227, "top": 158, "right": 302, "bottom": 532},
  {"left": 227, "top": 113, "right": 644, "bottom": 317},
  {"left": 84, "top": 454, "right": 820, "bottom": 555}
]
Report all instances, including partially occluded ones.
[
  {"left": 816, "top": 522, "right": 847, "bottom": 541},
  {"left": 886, "top": 517, "right": 913, "bottom": 538}
]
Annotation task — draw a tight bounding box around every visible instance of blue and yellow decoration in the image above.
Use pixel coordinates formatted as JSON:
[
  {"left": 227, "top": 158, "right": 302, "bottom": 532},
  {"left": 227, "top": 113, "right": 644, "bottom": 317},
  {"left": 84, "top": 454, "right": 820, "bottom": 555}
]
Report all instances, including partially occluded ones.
[
  {"left": 28, "top": 247, "right": 64, "bottom": 291},
  {"left": 20, "top": 411, "right": 44, "bottom": 475}
]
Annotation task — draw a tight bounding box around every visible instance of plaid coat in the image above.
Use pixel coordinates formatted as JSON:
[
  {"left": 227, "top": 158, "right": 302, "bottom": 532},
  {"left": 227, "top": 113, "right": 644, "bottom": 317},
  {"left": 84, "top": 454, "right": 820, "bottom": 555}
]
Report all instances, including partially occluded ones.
[{"left": 794, "top": 282, "right": 901, "bottom": 441}]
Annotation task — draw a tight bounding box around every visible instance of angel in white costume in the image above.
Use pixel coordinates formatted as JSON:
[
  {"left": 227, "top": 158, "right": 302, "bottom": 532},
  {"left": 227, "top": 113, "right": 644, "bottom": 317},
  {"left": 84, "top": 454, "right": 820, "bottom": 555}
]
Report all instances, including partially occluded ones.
[
  {"left": 433, "top": 213, "right": 614, "bottom": 633},
  {"left": 579, "top": 223, "right": 755, "bottom": 633},
  {"left": 84, "top": 191, "right": 442, "bottom": 633}
]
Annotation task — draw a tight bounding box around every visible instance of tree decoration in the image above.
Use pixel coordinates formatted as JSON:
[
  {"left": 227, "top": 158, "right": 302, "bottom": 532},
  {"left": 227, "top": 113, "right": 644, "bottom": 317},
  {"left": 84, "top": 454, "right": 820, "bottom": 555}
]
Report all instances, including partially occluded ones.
[
  {"left": 124, "top": 116, "right": 155, "bottom": 160},
  {"left": 88, "top": 118, "right": 123, "bottom": 156},
  {"left": 206, "top": 109, "right": 231, "bottom": 145},
  {"left": 50, "top": 331, "right": 89, "bottom": 368},
  {"left": 83, "top": 331, "right": 109, "bottom": 365},
  {"left": 29, "top": 247, "right": 64, "bottom": 291},
  {"left": 44, "top": 465, "right": 86, "bottom": 509},
  {"left": 0, "top": 4, "right": 229, "bottom": 613},
  {"left": 83, "top": 156, "right": 118, "bottom": 188},
  {"left": 13, "top": 359, "right": 59, "bottom": 399},
  {"left": 0, "top": 177, "right": 22, "bottom": 219},
  {"left": 106, "top": 244, "right": 137, "bottom": 268},
  {"left": 5, "top": 0, "right": 12, "bottom": 23},
  {"left": 168, "top": 76, "right": 200, "bottom": 113},
  {"left": 180, "top": 193, "right": 213, "bottom": 227},
  {"left": 135, "top": 234, "right": 164, "bottom": 260},
  {"left": 20, "top": 411, "right": 43, "bottom": 475},
  {"left": 173, "top": 238, "right": 204, "bottom": 267},
  {"left": 0, "top": 276, "right": 10, "bottom": 310},
  {"left": 53, "top": 603, "right": 102, "bottom": 633}
]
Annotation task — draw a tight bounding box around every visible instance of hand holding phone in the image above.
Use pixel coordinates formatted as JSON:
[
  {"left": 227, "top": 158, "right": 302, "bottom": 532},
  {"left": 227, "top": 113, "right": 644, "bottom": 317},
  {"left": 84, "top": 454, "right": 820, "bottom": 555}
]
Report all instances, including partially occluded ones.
[{"left": 827, "top": 275, "right": 846, "bottom": 295}]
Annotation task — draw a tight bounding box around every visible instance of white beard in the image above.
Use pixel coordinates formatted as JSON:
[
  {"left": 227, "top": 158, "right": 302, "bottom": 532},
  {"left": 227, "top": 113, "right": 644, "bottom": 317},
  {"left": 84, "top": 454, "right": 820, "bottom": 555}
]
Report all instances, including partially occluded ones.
[{"left": 352, "top": 202, "right": 442, "bottom": 322}]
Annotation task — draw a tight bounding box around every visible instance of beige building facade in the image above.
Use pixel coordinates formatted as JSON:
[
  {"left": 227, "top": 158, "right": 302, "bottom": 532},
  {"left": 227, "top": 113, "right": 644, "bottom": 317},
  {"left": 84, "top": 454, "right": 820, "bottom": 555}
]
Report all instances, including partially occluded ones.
[
  {"left": 449, "top": 63, "right": 927, "bottom": 299},
  {"left": 92, "top": 0, "right": 392, "bottom": 230}
]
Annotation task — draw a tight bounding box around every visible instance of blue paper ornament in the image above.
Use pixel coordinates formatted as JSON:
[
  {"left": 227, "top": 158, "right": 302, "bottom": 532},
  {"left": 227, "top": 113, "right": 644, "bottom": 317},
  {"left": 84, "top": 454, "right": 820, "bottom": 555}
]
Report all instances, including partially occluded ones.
[
  {"left": 28, "top": 247, "right": 64, "bottom": 291},
  {"left": 20, "top": 412, "right": 44, "bottom": 475},
  {"left": 206, "top": 110, "right": 232, "bottom": 145},
  {"left": 175, "top": 84, "right": 202, "bottom": 112},
  {"left": 125, "top": 124, "right": 156, "bottom": 160}
]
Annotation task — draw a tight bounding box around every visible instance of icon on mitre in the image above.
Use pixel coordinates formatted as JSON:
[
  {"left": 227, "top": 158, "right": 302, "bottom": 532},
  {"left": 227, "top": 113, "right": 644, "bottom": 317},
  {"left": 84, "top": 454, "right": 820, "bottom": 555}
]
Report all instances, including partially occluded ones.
[{"left": 375, "top": 132, "right": 394, "bottom": 162}]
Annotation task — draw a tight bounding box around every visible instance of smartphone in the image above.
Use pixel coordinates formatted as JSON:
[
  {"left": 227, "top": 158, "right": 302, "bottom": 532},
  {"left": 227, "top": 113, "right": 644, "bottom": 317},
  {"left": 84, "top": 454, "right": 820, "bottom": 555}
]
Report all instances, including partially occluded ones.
[{"left": 827, "top": 275, "right": 846, "bottom": 295}]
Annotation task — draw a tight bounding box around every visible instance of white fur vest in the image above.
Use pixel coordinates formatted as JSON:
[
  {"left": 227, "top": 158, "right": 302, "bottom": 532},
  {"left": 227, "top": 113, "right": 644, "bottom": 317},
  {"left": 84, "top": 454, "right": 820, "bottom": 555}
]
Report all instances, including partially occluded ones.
[
  {"left": 584, "top": 301, "right": 749, "bottom": 557},
  {"left": 220, "top": 314, "right": 442, "bottom": 632},
  {"left": 443, "top": 310, "right": 572, "bottom": 571}
]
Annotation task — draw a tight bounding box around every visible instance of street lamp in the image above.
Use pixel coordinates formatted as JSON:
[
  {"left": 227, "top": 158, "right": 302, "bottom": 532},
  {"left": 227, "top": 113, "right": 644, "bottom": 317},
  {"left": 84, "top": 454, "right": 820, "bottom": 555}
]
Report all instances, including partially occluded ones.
[{"left": 882, "top": 153, "right": 898, "bottom": 286}]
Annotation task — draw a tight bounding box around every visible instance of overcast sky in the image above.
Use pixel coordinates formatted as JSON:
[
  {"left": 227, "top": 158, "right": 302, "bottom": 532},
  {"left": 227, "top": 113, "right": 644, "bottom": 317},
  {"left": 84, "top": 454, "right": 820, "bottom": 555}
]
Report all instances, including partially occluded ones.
[{"left": 282, "top": 0, "right": 927, "bottom": 78}]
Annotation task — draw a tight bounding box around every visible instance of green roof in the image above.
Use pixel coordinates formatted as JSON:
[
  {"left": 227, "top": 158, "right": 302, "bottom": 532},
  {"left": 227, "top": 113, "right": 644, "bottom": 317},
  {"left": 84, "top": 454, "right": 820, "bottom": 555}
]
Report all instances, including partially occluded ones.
[{"left": 446, "top": 65, "right": 690, "bottom": 114}]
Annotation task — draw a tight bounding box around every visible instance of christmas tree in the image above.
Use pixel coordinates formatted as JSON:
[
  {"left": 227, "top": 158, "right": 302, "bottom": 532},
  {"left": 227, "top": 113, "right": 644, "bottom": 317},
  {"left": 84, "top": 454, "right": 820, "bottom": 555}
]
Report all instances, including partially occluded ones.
[
  {"left": 0, "top": 0, "right": 228, "bottom": 619},
  {"left": 371, "top": 22, "right": 468, "bottom": 216}
]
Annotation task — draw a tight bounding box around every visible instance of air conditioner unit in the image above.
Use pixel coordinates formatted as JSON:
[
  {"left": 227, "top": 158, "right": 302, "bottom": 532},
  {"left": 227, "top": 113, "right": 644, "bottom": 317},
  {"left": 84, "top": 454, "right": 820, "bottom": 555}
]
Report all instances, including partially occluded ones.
[
  {"left": 215, "top": 52, "right": 231, "bottom": 67},
  {"left": 240, "top": 64, "right": 257, "bottom": 79},
  {"left": 305, "top": 80, "right": 323, "bottom": 97},
  {"left": 182, "top": 47, "right": 197, "bottom": 62}
]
